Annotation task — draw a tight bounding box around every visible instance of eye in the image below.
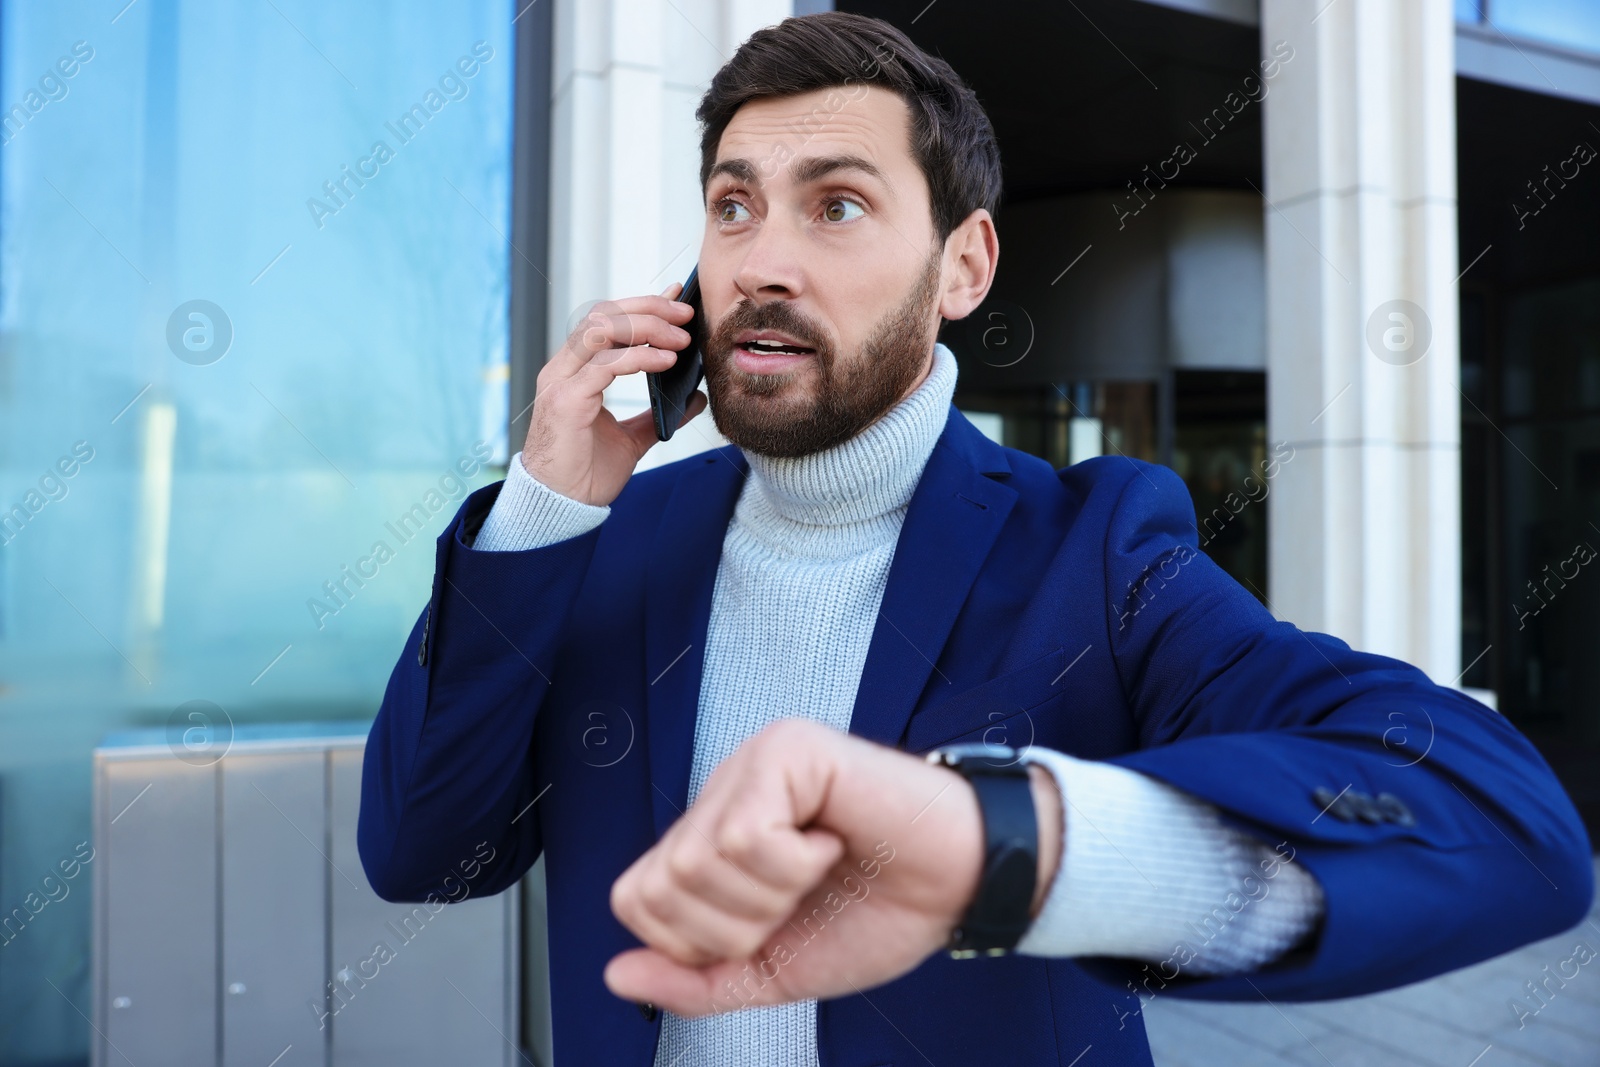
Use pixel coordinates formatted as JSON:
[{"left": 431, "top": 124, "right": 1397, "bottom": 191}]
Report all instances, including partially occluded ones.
[
  {"left": 823, "top": 197, "right": 864, "bottom": 223},
  {"left": 715, "top": 197, "right": 751, "bottom": 224}
]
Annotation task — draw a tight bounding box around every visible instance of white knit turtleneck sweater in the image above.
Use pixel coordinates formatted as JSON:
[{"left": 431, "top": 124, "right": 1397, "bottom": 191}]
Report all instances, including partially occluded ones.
[{"left": 471, "top": 343, "right": 1323, "bottom": 1067}]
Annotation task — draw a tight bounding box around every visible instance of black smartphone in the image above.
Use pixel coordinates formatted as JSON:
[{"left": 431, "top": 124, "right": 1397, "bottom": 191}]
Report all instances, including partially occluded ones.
[{"left": 646, "top": 264, "right": 707, "bottom": 442}]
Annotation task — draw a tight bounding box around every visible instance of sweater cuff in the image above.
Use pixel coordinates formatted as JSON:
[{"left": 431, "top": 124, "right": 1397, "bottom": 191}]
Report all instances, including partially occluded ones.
[
  {"left": 1014, "top": 748, "right": 1324, "bottom": 975},
  {"left": 470, "top": 450, "right": 611, "bottom": 552}
]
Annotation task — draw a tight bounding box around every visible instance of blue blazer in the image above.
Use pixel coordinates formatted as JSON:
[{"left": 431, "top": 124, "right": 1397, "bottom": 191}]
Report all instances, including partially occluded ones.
[{"left": 359, "top": 406, "right": 1593, "bottom": 1066}]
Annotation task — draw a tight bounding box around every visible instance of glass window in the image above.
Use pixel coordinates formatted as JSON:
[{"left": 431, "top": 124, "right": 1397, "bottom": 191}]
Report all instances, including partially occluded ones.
[
  {"left": 1485, "top": 0, "right": 1600, "bottom": 54},
  {"left": 1496, "top": 278, "right": 1600, "bottom": 730},
  {"left": 1171, "top": 371, "right": 1269, "bottom": 606},
  {"left": 0, "top": 3, "right": 513, "bottom": 1059},
  {"left": 951, "top": 366, "right": 1273, "bottom": 603}
]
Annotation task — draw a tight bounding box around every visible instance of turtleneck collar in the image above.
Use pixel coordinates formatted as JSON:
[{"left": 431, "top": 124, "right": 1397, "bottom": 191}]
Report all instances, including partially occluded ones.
[{"left": 731, "top": 342, "right": 959, "bottom": 557}]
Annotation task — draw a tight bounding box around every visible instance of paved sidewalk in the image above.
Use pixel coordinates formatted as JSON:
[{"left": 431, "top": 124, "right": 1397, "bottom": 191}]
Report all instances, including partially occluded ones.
[{"left": 1143, "top": 859, "right": 1600, "bottom": 1066}]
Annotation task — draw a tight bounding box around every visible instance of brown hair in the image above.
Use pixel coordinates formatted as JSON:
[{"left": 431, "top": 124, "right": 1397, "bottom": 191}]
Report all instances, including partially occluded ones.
[{"left": 695, "top": 11, "right": 1002, "bottom": 245}]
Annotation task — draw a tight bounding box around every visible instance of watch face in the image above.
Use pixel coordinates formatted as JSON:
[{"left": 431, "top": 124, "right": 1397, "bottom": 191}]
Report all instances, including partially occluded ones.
[{"left": 929, "top": 743, "right": 1021, "bottom": 770}]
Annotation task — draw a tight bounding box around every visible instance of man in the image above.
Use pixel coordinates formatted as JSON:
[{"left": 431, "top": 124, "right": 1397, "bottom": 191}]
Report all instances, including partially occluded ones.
[{"left": 359, "top": 12, "right": 1593, "bottom": 1066}]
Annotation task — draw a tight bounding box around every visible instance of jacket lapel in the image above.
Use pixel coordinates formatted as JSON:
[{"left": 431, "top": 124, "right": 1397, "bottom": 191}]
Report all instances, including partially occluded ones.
[
  {"left": 644, "top": 445, "right": 749, "bottom": 840},
  {"left": 847, "top": 407, "right": 1017, "bottom": 748},
  {"left": 642, "top": 408, "right": 1017, "bottom": 839}
]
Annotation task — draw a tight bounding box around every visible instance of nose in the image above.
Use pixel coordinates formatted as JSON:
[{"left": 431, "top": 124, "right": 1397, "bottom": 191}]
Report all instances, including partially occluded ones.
[{"left": 732, "top": 216, "right": 805, "bottom": 304}]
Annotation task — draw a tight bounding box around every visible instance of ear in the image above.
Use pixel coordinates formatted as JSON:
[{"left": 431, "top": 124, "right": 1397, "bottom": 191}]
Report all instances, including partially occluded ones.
[{"left": 936, "top": 208, "right": 999, "bottom": 321}]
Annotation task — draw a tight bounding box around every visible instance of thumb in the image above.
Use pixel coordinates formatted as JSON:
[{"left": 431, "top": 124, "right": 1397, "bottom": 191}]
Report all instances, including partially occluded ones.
[
  {"left": 604, "top": 948, "right": 748, "bottom": 1016},
  {"left": 678, "top": 390, "right": 708, "bottom": 428},
  {"left": 618, "top": 405, "right": 668, "bottom": 457},
  {"left": 619, "top": 391, "right": 706, "bottom": 456},
  {"left": 793, "top": 828, "right": 846, "bottom": 885},
  {"left": 614, "top": 403, "right": 659, "bottom": 447}
]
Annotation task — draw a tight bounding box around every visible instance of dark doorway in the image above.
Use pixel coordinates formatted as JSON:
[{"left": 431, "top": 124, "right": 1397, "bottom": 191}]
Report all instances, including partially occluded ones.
[
  {"left": 846, "top": 0, "right": 1272, "bottom": 594},
  {"left": 1458, "top": 74, "right": 1600, "bottom": 834},
  {"left": 1173, "top": 370, "right": 1269, "bottom": 603}
]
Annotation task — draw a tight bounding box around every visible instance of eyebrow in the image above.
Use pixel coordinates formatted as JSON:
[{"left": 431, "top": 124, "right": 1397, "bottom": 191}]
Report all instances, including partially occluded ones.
[{"left": 706, "top": 153, "right": 890, "bottom": 191}]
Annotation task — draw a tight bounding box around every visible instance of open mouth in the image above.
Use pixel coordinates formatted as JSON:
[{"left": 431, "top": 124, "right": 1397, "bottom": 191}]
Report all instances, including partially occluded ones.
[
  {"left": 733, "top": 337, "right": 816, "bottom": 372},
  {"left": 738, "top": 339, "right": 815, "bottom": 357}
]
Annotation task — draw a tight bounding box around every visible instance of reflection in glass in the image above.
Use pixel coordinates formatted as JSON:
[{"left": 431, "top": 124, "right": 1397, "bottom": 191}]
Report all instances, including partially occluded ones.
[
  {"left": 0, "top": 4, "right": 512, "bottom": 1059},
  {"left": 1487, "top": 0, "right": 1600, "bottom": 55}
]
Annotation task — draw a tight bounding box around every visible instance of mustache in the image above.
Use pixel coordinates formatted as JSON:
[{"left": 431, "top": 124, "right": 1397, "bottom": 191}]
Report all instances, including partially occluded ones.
[{"left": 707, "top": 301, "right": 832, "bottom": 356}]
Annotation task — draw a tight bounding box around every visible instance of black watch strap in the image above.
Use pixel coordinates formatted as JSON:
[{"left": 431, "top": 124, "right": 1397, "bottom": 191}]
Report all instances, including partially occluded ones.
[{"left": 927, "top": 745, "right": 1038, "bottom": 957}]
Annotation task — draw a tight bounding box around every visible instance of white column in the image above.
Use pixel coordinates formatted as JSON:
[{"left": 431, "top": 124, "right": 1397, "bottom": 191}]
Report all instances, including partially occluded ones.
[
  {"left": 1262, "top": 0, "right": 1462, "bottom": 684},
  {"left": 547, "top": 0, "right": 792, "bottom": 469},
  {"left": 525, "top": 8, "right": 791, "bottom": 1055}
]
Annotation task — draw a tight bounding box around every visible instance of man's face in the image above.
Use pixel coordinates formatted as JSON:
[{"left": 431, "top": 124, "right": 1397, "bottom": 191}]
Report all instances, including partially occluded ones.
[{"left": 699, "top": 86, "right": 947, "bottom": 458}]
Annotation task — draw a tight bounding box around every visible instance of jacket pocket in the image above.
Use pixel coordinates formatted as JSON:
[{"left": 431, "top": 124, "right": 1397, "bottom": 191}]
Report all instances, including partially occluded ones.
[{"left": 903, "top": 646, "right": 1068, "bottom": 753}]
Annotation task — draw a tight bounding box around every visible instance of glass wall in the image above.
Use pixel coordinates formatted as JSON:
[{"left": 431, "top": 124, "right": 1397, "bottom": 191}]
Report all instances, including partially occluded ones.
[
  {"left": 951, "top": 380, "right": 1159, "bottom": 471},
  {"left": 1170, "top": 371, "right": 1269, "bottom": 607},
  {"left": 1458, "top": 0, "right": 1600, "bottom": 56},
  {"left": 1496, "top": 278, "right": 1600, "bottom": 739},
  {"left": 1456, "top": 57, "right": 1600, "bottom": 836},
  {"left": 952, "top": 368, "right": 1272, "bottom": 603},
  {"left": 0, "top": 2, "right": 513, "bottom": 1060}
]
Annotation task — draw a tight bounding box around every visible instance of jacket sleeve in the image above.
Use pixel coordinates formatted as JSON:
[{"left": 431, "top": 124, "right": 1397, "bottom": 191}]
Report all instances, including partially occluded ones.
[
  {"left": 356, "top": 457, "right": 610, "bottom": 902},
  {"left": 1016, "top": 748, "right": 1324, "bottom": 975},
  {"left": 1077, "top": 459, "right": 1593, "bottom": 1001}
]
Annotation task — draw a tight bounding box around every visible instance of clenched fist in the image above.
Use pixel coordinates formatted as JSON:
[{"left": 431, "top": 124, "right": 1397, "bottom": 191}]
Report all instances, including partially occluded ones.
[{"left": 603, "top": 720, "right": 1062, "bottom": 1017}]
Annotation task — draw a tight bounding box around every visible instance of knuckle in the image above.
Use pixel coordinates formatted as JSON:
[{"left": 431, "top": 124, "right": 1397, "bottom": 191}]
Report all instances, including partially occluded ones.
[
  {"left": 609, "top": 872, "right": 636, "bottom": 920},
  {"left": 717, "top": 819, "right": 759, "bottom": 862},
  {"left": 638, "top": 866, "right": 678, "bottom": 920},
  {"left": 576, "top": 309, "right": 606, "bottom": 333},
  {"left": 587, "top": 345, "right": 623, "bottom": 369},
  {"left": 664, "top": 843, "right": 705, "bottom": 888}
]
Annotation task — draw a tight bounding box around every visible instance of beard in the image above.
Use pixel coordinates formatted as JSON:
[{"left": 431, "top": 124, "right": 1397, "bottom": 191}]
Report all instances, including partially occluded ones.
[{"left": 701, "top": 247, "right": 943, "bottom": 459}]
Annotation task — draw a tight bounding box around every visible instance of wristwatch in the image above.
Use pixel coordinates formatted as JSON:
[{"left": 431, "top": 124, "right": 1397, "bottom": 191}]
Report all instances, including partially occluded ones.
[{"left": 925, "top": 743, "right": 1039, "bottom": 957}]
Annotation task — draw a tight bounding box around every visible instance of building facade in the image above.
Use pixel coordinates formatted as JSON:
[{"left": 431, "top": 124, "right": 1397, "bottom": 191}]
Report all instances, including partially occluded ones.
[
  {"left": 520, "top": 0, "right": 1600, "bottom": 813},
  {"left": 0, "top": 0, "right": 1594, "bottom": 1062},
  {"left": 505, "top": 0, "right": 1598, "bottom": 1056}
]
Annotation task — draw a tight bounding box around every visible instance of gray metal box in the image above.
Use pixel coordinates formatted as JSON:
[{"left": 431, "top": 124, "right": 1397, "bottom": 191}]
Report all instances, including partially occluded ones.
[{"left": 92, "top": 722, "right": 520, "bottom": 1067}]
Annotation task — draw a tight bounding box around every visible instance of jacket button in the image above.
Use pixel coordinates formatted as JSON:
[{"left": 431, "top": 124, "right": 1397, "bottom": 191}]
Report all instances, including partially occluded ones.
[
  {"left": 638, "top": 1002, "right": 659, "bottom": 1022},
  {"left": 1313, "top": 786, "right": 1356, "bottom": 822},
  {"left": 1377, "top": 792, "right": 1415, "bottom": 826}
]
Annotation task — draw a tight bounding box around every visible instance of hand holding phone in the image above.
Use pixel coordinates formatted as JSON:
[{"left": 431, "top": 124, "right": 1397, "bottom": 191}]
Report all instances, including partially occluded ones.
[
  {"left": 517, "top": 277, "right": 707, "bottom": 507},
  {"left": 647, "top": 265, "right": 707, "bottom": 442}
]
